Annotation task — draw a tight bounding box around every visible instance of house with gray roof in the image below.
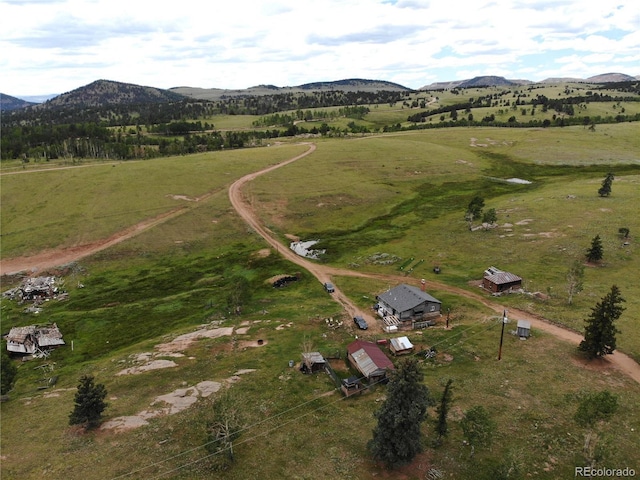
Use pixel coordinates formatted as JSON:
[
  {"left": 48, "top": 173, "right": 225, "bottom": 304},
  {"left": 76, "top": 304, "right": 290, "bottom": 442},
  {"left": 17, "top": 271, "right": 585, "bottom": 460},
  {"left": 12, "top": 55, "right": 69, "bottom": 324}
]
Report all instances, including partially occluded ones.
[{"left": 376, "top": 284, "right": 442, "bottom": 325}]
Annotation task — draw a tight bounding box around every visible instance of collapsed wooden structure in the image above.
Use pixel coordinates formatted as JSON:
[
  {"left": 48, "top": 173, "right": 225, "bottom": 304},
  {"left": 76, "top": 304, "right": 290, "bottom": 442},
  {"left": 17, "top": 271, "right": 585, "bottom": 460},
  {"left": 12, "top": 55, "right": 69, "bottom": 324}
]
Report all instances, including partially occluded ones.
[{"left": 5, "top": 324, "right": 65, "bottom": 356}]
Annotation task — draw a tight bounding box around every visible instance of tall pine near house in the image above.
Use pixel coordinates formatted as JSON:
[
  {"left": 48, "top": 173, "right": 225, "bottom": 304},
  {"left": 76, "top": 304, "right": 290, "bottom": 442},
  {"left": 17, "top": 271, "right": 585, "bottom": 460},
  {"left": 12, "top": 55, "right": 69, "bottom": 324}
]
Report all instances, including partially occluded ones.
[
  {"left": 368, "top": 357, "right": 432, "bottom": 468},
  {"left": 579, "top": 285, "right": 625, "bottom": 359},
  {"left": 69, "top": 375, "right": 108, "bottom": 430}
]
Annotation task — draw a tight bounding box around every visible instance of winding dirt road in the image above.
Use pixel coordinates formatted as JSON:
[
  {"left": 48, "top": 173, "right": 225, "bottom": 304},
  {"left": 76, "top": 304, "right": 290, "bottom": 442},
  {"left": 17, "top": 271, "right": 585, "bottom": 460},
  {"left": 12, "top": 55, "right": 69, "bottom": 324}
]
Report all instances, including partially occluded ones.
[
  {"left": 229, "top": 143, "right": 640, "bottom": 385},
  {"left": 3, "top": 143, "right": 639, "bottom": 384}
]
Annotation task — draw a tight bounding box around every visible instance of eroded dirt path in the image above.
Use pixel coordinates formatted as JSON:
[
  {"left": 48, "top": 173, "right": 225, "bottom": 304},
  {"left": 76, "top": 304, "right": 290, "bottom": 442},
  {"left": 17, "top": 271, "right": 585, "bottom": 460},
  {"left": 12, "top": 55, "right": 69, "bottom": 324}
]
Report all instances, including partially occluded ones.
[{"left": 3, "top": 143, "right": 639, "bottom": 384}]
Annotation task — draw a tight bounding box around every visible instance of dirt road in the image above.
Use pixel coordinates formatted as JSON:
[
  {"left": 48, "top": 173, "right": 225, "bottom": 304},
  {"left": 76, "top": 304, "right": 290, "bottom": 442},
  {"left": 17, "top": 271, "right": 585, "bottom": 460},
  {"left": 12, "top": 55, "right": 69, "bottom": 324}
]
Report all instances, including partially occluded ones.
[
  {"left": 229, "top": 143, "right": 640, "bottom": 385},
  {"left": 3, "top": 143, "right": 639, "bottom": 384}
]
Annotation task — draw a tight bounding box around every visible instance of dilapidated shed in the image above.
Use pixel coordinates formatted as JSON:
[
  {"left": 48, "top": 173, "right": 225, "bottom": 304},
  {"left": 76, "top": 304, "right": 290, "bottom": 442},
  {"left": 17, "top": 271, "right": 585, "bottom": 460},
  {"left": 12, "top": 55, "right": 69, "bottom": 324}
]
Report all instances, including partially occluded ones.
[
  {"left": 5, "top": 324, "right": 65, "bottom": 355},
  {"left": 300, "top": 351, "right": 326, "bottom": 374}
]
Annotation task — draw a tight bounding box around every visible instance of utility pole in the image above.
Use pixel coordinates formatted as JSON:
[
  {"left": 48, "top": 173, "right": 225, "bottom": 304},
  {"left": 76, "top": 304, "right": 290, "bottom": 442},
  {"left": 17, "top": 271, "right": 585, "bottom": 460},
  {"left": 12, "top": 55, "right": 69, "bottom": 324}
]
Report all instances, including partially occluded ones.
[{"left": 498, "top": 309, "right": 507, "bottom": 360}]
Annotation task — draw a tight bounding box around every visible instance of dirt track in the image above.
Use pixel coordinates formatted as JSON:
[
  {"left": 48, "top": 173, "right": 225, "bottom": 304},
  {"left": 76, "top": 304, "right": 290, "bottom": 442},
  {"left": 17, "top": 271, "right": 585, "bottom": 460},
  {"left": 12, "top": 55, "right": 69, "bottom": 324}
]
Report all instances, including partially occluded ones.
[
  {"left": 3, "top": 144, "right": 639, "bottom": 384},
  {"left": 229, "top": 143, "right": 640, "bottom": 385}
]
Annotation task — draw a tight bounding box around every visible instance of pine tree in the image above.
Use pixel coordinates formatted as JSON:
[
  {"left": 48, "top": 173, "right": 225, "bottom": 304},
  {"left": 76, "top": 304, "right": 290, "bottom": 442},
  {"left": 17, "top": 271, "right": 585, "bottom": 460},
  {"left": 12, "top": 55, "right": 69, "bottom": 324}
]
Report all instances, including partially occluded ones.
[
  {"left": 368, "top": 357, "right": 432, "bottom": 468},
  {"left": 435, "top": 379, "right": 454, "bottom": 444},
  {"left": 465, "top": 196, "right": 485, "bottom": 230},
  {"left": 598, "top": 172, "right": 614, "bottom": 197},
  {"left": 586, "top": 234, "right": 603, "bottom": 263},
  {"left": 69, "top": 375, "right": 108, "bottom": 430},
  {"left": 579, "top": 285, "right": 625, "bottom": 359}
]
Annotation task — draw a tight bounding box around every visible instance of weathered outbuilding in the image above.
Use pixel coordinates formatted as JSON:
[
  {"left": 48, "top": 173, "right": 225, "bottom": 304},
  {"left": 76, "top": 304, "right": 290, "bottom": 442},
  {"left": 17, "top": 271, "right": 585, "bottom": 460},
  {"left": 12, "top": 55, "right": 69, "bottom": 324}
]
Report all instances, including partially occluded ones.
[
  {"left": 5, "top": 323, "right": 65, "bottom": 355},
  {"left": 347, "top": 340, "right": 394, "bottom": 385},
  {"left": 482, "top": 267, "right": 522, "bottom": 293},
  {"left": 300, "top": 351, "right": 326, "bottom": 374},
  {"left": 389, "top": 336, "right": 414, "bottom": 356}
]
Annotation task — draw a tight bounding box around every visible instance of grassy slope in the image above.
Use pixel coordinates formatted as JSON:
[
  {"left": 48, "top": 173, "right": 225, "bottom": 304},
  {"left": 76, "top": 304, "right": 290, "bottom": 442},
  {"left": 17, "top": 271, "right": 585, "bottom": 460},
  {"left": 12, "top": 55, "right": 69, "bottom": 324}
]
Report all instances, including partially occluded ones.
[{"left": 1, "top": 125, "right": 639, "bottom": 479}]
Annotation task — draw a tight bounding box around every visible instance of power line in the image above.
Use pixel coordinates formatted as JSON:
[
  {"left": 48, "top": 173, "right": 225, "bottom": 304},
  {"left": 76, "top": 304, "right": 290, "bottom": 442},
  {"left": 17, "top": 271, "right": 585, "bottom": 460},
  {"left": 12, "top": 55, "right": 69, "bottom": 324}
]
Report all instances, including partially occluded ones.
[{"left": 111, "top": 319, "right": 500, "bottom": 479}]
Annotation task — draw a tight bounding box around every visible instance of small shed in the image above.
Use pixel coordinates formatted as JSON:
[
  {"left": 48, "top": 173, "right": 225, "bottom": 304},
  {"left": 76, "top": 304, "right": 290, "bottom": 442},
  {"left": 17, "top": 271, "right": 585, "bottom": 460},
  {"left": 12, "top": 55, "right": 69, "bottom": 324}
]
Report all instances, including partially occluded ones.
[
  {"left": 482, "top": 267, "right": 522, "bottom": 293},
  {"left": 389, "top": 336, "right": 414, "bottom": 356},
  {"left": 300, "top": 351, "right": 326, "bottom": 374},
  {"left": 516, "top": 320, "right": 531, "bottom": 339},
  {"left": 347, "top": 340, "right": 395, "bottom": 385},
  {"left": 5, "top": 323, "right": 65, "bottom": 355},
  {"left": 341, "top": 376, "right": 365, "bottom": 397}
]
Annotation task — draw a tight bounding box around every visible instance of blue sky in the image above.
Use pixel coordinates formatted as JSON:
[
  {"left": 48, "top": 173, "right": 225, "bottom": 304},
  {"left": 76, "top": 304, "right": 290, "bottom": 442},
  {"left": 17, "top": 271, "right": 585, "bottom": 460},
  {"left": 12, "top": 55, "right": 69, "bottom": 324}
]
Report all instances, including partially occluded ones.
[{"left": 1, "top": 0, "right": 639, "bottom": 96}]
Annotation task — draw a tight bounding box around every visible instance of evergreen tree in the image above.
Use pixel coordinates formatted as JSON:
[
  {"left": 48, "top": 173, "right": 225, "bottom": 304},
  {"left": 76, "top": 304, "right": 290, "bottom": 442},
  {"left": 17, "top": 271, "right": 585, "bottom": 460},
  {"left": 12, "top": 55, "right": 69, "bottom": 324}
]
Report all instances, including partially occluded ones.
[
  {"left": 465, "top": 196, "right": 485, "bottom": 230},
  {"left": 598, "top": 172, "right": 614, "bottom": 197},
  {"left": 586, "top": 234, "right": 603, "bottom": 263},
  {"left": 482, "top": 208, "right": 497, "bottom": 228},
  {"left": 368, "top": 357, "right": 432, "bottom": 468},
  {"left": 1, "top": 344, "right": 18, "bottom": 395},
  {"left": 435, "top": 379, "right": 454, "bottom": 444},
  {"left": 579, "top": 285, "right": 624, "bottom": 359},
  {"left": 69, "top": 375, "right": 108, "bottom": 430}
]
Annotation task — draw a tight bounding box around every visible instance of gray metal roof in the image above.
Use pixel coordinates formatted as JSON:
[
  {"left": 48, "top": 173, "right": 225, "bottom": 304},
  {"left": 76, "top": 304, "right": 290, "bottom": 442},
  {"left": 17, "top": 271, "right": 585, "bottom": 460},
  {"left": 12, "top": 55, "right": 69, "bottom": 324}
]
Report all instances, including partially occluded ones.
[
  {"left": 484, "top": 271, "right": 522, "bottom": 285},
  {"left": 377, "top": 284, "right": 441, "bottom": 313},
  {"left": 390, "top": 336, "right": 414, "bottom": 351},
  {"left": 301, "top": 352, "right": 326, "bottom": 364}
]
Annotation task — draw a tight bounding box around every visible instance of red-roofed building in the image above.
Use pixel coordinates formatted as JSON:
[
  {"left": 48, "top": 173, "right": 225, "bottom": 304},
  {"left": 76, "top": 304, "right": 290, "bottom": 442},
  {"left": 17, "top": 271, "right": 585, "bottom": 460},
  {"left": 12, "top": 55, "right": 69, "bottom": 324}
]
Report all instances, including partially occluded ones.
[{"left": 347, "top": 340, "right": 394, "bottom": 385}]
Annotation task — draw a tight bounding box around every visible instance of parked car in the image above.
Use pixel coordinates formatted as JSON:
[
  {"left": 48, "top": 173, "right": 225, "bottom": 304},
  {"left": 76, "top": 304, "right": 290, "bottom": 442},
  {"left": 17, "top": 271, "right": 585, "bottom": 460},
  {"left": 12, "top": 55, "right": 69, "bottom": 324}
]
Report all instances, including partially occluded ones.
[
  {"left": 323, "top": 282, "right": 335, "bottom": 293},
  {"left": 353, "top": 315, "right": 368, "bottom": 330}
]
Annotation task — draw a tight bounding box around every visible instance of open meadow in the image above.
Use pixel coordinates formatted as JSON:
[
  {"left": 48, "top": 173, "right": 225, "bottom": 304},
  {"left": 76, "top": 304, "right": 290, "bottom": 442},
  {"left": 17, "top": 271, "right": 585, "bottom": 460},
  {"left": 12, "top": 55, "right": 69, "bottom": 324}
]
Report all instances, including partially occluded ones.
[{"left": 1, "top": 125, "right": 639, "bottom": 479}]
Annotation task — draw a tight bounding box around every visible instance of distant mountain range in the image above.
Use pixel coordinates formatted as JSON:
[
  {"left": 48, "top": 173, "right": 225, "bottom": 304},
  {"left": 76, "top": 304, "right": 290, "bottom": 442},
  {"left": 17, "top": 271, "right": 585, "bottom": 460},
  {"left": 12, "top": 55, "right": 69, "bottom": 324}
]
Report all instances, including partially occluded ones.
[
  {"left": 1, "top": 93, "right": 38, "bottom": 111},
  {"left": 2, "top": 73, "right": 638, "bottom": 111},
  {"left": 420, "top": 72, "right": 638, "bottom": 89}
]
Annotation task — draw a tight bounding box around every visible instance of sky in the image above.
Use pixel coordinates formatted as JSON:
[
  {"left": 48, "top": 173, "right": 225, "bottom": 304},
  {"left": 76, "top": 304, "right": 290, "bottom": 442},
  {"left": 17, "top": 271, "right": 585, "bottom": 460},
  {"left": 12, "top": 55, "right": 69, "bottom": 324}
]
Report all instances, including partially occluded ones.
[{"left": 1, "top": 0, "right": 639, "bottom": 98}]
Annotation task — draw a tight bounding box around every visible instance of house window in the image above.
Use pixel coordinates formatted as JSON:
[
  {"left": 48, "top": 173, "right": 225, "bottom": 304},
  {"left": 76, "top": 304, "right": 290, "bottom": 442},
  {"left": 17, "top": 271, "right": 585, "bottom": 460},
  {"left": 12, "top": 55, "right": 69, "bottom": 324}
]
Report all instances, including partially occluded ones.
[{"left": 430, "top": 305, "right": 436, "bottom": 312}]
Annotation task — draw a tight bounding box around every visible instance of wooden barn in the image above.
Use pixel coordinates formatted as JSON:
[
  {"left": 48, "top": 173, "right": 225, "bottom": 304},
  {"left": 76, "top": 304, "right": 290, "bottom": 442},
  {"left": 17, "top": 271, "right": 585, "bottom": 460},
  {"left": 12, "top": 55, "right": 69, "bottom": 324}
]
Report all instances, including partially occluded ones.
[
  {"left": 376, "top": 284, "right": 441, "bottom": 325},
  {"left": 5, "top": 323, "right": 65, "bottom": 355},
  {"left": 482, "top": 267, "right": 522, "bottom": 293},
  {"left": 347, "top": 340, "right": 394, "bottom": 385}
]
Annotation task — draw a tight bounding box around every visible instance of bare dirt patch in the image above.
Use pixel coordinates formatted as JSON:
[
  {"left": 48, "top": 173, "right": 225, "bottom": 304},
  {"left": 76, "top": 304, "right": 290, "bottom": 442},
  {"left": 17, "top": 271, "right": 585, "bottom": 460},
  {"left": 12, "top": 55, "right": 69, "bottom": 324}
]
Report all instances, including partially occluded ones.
[
  {"left": 155, "top": 326, "right": 234, "bottom": 353},
  {"left": 116, "top": 359, "right": 178, "bottom": 376},
  {"left": 101, "top": 371, "right": 255, "bottom": 432}
]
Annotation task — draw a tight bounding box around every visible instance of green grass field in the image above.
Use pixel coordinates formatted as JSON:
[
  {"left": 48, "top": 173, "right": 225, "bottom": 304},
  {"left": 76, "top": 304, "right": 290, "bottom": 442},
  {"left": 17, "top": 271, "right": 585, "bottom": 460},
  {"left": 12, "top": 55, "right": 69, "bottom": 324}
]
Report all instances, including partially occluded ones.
[{"left": 1, "top": 124, "right": 639, "bottom": 479}]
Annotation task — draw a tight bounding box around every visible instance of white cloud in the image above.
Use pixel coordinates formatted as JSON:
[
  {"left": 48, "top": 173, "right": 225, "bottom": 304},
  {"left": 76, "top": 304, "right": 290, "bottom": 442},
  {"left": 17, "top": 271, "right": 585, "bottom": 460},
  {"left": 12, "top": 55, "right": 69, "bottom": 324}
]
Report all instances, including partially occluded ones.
[{"left": 1, "top": 0, "right": 638, "bottom": 95}]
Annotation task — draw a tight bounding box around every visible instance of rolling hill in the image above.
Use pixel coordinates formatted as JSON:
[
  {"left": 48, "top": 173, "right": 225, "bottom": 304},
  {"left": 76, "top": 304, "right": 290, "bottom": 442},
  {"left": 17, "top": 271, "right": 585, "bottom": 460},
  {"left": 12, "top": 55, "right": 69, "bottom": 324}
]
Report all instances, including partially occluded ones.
[
  {"left": 0, "top": 93, "right": 37, "bottom": 111},
  {"left": 40, "top": 79, "right": 187, "bottom": 108}
]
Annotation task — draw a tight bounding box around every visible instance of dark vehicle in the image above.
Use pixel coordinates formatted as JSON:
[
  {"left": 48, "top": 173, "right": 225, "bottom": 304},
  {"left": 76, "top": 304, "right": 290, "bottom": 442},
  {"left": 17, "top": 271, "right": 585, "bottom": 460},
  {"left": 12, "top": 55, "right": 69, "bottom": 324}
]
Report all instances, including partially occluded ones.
[
  {"left": 353, "top": 315, "right": 368, "bottom": 330},
  {"left": 324, "top": 282, "right": 335, "bottom": 293}
]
